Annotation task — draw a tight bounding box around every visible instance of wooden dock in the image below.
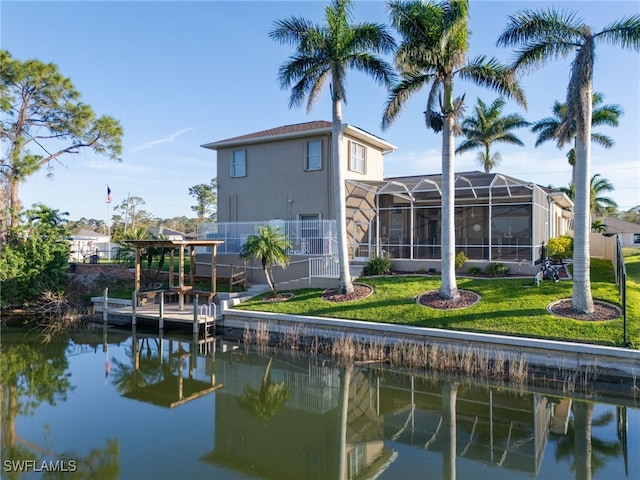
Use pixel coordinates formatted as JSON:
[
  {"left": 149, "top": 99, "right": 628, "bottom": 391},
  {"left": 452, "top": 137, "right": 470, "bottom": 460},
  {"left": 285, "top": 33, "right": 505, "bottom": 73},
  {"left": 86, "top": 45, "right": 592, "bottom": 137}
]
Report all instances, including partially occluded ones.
[{"left": 107, "top": 302, "right": 219, "bottom": 333}]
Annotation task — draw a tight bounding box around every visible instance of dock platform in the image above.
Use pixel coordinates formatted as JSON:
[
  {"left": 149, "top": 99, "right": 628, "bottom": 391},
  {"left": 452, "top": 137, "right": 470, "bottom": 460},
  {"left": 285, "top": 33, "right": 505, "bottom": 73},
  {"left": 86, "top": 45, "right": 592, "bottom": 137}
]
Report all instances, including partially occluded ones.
[{"left": 107, "top": 303, "right": 219, "bottom": 333}]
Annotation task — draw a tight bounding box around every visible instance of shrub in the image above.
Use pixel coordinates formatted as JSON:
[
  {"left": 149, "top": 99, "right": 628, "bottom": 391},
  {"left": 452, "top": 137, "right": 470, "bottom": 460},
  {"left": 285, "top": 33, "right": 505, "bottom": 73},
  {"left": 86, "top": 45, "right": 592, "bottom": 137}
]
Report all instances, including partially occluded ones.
[
  {"left": 546, "top": 236, "right": 573, "bottom": 260},
  {"left": 487, "top": 262, "right": 509, "bottom": 277},
  {"left": 468, "top": 266, "right": 482, "bottom": 275},
  {"left": 363, "top": 256, "right": 393, "bottom": 276},
  {"left": 455, "top": 251, "right": 467, "bottom": 269}
]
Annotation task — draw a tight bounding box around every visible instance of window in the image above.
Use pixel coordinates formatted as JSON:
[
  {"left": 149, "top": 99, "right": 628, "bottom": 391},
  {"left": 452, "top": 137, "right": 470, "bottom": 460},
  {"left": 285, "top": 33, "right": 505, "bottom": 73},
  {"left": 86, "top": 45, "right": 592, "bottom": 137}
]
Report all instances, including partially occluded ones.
[
  {"left": 306, "top": 140, "right": 321, "bottom": 170},
  {"left": 634, "top": 233, "right": 640, "bottom": 244},
  {"left": 231, "top": 150, "right": 246, "bottom": 177},
  {"left": 350, "top": 142, "right": 365, "bottom": 173}
]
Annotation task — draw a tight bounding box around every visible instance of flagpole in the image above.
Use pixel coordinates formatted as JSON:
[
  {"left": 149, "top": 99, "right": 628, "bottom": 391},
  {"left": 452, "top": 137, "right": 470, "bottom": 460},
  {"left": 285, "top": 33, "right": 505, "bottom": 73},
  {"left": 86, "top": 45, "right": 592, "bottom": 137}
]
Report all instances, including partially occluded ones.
[{"left": 106, "top": 185, "right": 112, "bottom": 261}]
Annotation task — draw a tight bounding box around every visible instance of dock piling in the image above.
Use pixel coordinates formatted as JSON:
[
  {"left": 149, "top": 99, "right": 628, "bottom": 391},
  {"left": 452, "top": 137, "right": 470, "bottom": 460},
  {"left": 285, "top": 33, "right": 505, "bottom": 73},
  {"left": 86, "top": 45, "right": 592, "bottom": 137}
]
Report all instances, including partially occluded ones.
[
  {"left": 159, "top": 292, "right": 165, "bottom": 330},
  {"left": 103, "top": 288, "right": 109, "bottom": 323},
  {"left": 192, "top": 295, "right": 199, "bottom": 334}
]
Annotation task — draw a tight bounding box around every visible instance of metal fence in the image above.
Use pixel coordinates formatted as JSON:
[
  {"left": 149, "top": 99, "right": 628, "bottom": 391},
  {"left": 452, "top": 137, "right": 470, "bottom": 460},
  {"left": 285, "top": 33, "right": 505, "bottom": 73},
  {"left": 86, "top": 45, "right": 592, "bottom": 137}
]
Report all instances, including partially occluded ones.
[
  {"left": 309, "top": 255, "right": 340, "bottom": 282},
  {"left": 197, "top": 220, "right": 337, "bottom": 256},
  {"left": 613, "top": 235, "right": 629, "bottom": 346}
]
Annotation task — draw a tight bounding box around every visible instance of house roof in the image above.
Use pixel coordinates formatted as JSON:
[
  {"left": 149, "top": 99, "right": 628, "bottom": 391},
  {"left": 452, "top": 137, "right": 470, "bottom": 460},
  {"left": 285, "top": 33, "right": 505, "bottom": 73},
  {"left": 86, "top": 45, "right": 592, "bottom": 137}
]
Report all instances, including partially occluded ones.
[
  {"left": 598, "top": 216, "right": 640, "bottom": 234},
  {"left": 347, "top": 171, "right": 572, "bottom": 206},
  {"left": 72, "top": 229, "right": 109, "bottom": 239},
  {"left": 201, "top": 120, "right": 396, "bottom": 153},
  {"left": 148, "top": 226, "right": 186, "bottom": 238}
]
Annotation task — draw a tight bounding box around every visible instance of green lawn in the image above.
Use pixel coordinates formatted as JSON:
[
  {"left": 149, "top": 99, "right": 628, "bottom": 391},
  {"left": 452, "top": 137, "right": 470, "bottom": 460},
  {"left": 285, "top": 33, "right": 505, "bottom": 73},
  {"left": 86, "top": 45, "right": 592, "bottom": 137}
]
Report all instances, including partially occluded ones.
[{"left": 235, "top": 255, "right": 640, "bottom": 349}]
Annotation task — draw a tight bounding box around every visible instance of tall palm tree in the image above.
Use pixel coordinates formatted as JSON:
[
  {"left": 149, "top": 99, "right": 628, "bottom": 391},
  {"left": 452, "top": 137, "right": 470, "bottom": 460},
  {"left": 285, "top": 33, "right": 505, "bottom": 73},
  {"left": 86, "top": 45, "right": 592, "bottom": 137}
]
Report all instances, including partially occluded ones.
[
  {"left": 270, "top": 0, "right": 396, "bottom": 295},
  {"left": 532, "top": 93, "right": 623, "bottom": 184},
  {"left": 382, "top": 0, "right": 526, "bottom": 300},
  {"left": 239, "top": 225, "right": 292, "bottom": 295},
  {"left": 498, "top": 8, "right": 640, "bottom": 314},
  {"left": 455, "top": 97, "right": 529, "bottom": 173}
]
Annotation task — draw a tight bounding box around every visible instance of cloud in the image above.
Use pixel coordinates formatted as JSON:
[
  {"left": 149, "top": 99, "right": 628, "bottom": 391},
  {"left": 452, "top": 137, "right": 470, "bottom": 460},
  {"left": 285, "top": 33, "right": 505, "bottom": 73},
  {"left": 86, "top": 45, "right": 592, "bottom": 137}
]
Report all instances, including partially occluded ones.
[{"left": 130, "top": 128, "right": 193, "bottom": 152}]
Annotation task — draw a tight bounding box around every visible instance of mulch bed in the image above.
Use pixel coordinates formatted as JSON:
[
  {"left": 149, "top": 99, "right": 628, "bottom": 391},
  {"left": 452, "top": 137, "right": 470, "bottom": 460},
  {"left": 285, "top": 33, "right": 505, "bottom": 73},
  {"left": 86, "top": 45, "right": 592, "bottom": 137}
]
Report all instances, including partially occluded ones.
[
  {"left": 417, "top": 290, "right": 480, "bottom": 310},
  {"left": 321, "top": 283, "right": 374, "bottom": 302},
  {"left": 547, "top": 299, "right": 621, "bottom": 321},
  {"left": 262, "top": 292, "right": 293, "bottom": 302}
]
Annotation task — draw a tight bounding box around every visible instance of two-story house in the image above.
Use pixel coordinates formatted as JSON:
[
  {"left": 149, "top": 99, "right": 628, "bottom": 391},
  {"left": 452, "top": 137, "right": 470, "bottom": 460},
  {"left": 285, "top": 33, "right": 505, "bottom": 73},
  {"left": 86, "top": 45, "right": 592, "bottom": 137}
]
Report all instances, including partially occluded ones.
[{"left": 200, "top": 120, "right": 573, "bottom": 284}]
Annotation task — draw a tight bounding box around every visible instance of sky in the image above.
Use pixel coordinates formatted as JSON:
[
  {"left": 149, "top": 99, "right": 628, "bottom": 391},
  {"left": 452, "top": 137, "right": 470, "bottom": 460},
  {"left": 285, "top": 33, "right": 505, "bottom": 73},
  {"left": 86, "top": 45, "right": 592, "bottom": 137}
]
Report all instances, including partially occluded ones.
[{"left": 3, "top": 0, "right": 639, "bottom": 226}]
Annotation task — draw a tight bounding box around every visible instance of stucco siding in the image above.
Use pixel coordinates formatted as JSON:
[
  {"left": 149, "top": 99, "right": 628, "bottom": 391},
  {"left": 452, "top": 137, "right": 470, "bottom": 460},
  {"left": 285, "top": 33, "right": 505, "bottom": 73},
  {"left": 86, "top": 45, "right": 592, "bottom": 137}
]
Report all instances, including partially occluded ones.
[{"left": 217, "top": 134, "right": 333, "bottom": 222}]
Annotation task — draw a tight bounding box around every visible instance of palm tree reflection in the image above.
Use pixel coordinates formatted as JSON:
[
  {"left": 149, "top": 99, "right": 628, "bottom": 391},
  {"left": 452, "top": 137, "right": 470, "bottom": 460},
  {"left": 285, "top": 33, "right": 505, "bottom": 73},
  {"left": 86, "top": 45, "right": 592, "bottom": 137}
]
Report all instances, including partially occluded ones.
[
  {"left": 238, "top": 355, "right": 290, "bottom": 425},
  {"left": 553, "top": 401, "right": 621, "bottom": 479}
]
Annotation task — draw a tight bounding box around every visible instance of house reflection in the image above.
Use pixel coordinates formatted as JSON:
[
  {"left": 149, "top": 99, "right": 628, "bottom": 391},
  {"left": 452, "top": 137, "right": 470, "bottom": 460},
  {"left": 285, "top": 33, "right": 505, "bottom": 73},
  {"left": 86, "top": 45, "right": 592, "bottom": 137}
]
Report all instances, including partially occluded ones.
[
  {"left": 201, "top": 350, "right": 628, "bottom": 480},
  {"left": 202, "top": 352, "right": 396, "bottom": 479},
  {"left": 378, "top": 374, "right": 553, "bottom": 477}
]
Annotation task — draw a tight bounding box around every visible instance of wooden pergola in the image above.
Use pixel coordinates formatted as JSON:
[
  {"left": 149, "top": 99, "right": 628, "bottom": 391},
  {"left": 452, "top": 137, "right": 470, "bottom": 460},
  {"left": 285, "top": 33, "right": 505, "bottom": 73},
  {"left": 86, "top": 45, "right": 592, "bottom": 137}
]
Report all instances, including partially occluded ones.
[{"left": 122, "top": 239, "right": 224, "bottom": 310}]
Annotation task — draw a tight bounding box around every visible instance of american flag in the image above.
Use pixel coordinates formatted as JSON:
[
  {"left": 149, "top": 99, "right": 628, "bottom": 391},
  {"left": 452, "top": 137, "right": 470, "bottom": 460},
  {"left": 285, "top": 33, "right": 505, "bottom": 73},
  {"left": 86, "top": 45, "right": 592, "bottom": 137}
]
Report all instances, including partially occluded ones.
[{"left": 107, "top": 186, "right": 112, "bottom": 204}]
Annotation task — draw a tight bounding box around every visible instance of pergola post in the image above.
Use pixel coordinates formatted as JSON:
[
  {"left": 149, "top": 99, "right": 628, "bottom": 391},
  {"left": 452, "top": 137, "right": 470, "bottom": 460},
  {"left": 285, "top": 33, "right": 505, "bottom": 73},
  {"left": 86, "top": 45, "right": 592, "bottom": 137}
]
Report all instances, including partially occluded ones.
[
  {"left": 169, "top": 248, "right": 175, "bottom": 288},
  {"left": 134, "top": 246, "right": 141, "bottom": 310},
  {"left": 179, "top": 244, "right": 185, "bottom": 310},
  {"left": 190, "top": 245, "right": 195, "bottom": 286},
  {"left": 211, "top": 245, "right": 217, "bottom": 298}
]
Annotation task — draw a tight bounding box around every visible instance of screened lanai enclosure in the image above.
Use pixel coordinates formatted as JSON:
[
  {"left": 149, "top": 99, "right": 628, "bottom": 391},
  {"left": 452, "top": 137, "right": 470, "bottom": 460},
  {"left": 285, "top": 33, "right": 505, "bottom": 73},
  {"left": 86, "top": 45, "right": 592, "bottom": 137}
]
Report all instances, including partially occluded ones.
[
  {"left": 346, "top": 172, "right": 573, "bottom": 266},
  {"left": 197, "top": 172, "right": 573, "bottom": 279}
]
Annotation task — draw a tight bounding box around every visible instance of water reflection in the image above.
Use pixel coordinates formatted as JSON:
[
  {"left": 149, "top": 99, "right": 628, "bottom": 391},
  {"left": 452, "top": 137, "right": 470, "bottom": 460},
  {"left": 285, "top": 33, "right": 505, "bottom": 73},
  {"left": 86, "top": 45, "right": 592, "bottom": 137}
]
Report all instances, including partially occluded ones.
[
  {"left": 0, "top": 328, "right": 119, "bottom": 479},
  {"left": 110, "top": 329, "right": 221, "bottom": 408},
  {"left": 1, "top": 327, "right": 636, "bottom": 480}
]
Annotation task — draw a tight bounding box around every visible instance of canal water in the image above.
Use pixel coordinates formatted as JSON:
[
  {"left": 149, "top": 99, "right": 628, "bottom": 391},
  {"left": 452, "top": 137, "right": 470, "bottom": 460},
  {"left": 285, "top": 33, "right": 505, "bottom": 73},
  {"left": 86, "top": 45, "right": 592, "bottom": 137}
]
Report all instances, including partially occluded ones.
[{"left": 1, "top": 324, "right": 638, "bottom": 480}]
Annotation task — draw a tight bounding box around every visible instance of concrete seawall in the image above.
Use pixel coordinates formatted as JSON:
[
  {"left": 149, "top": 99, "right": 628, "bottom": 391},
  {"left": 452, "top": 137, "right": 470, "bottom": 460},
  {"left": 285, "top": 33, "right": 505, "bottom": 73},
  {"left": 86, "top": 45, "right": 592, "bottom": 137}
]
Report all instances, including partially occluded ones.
[{"left": 221, "top": 297, "right": 640, "bottom": 381}]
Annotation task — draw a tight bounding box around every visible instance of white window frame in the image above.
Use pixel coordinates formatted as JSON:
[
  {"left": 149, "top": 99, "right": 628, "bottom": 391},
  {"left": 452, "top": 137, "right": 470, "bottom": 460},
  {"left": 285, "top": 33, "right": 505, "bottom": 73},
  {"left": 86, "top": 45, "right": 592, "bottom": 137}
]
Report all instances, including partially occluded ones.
[
  {"left": 231, "top": 150, "right": 246, "bottom": 177},
  {"left": 349, "top": 141, "right": 366, "bottom": 174},
  {"left": 305, "top": 140, "right": 322, "bottom": 171}
]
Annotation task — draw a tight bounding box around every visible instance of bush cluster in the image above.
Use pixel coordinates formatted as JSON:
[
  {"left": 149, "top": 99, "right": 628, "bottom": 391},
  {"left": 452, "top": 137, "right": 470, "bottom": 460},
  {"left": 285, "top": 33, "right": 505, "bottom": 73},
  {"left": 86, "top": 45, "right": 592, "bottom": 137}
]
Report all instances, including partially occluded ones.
[
  {"left": 363, "top": 256, "right": 393, "bottom": 276},
  {"left": 455, "top": 251, "right": 467, "bottom": 269},
  {"left": 486, "top": 262, "right": 509, "bottom": 277},
  {"left": 546, "top": 236, "right": 573, "bottom": 260}
]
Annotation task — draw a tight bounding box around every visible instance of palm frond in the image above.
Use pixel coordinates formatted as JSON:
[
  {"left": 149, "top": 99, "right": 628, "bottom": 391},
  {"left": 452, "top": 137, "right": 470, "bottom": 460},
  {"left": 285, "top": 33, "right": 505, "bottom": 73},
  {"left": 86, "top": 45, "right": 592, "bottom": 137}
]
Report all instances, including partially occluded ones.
[
  {"left": 595, "top": 15, "right": 640, "bottom": 49},
  {"left": 458, "top": 56, "right": 527, "bottom": 108},
  {"left": 381, "top": 71, "right": 435, "bottom": 130}
]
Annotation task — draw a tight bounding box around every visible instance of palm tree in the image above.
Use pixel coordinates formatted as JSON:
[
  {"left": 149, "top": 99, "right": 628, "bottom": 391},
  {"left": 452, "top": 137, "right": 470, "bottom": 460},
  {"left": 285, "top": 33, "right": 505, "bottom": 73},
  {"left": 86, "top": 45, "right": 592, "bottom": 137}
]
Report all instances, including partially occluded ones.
[
  {"left": 589, "top": 174, "right": 618, "bottom": 217},
  {"left": 591, "top": 219, "right": 607, "bottom": 233},
  {"left": 455, "top": 97, "right": 529, "bottom": 173},
  {"left": 270, "top": 0, "right": 396, "bottom": 295},
  {"left": 239, "top": 225, "right": 292, "bottom": 295},
  {"left": 532, "top": 93, "right": 623, "bottom": 184},
  {"left": 498, "top": 8, "right": 640, "bottom": 314},
  {"left": 382, "top": 0, "right": 526, "bottom": 300},
  {"left": 560, "top": 174, "right": 618, "bottom": 220}
]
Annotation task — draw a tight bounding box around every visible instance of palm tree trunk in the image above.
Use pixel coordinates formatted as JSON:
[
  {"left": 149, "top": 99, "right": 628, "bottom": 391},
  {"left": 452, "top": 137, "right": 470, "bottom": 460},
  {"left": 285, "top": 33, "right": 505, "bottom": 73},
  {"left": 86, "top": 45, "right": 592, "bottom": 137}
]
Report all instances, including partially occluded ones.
[
  {"left": 263, "top": 264, "right": 275, "bottom": 295},
  {"left": 439, "top": 87, "right": 459, "bottom": 300},
  {"left": 332, "top": 91, "right": 354, "bottom": 295},
  {"left": 572, "top": 88, "right": 594, "bottom": 314}
]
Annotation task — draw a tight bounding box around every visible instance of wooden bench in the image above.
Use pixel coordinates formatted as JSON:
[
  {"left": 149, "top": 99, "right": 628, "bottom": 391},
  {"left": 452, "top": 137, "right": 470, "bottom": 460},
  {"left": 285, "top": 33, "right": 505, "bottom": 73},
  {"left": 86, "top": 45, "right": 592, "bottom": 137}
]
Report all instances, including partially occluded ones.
[
  {"left": 137, "top": 290, "right": 169, "bottom": 306},
  {"left": 185, "top": 290, "right": 218, "bottom": 304}
]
